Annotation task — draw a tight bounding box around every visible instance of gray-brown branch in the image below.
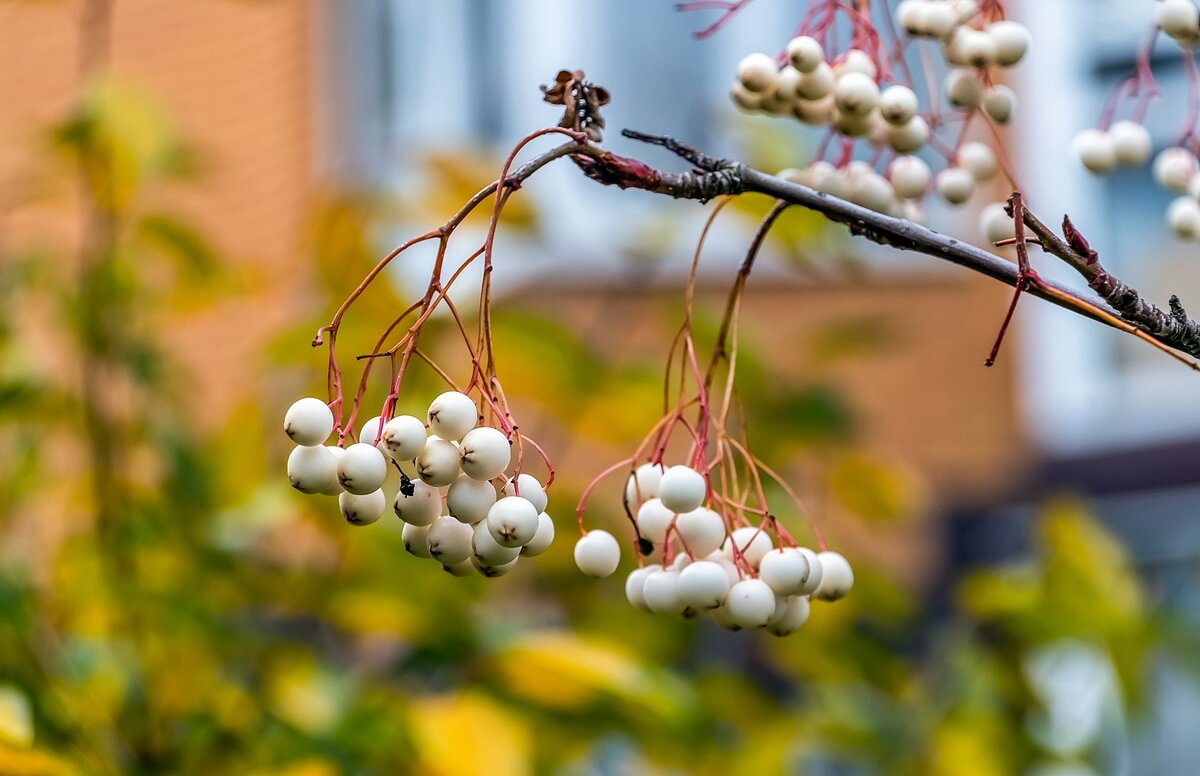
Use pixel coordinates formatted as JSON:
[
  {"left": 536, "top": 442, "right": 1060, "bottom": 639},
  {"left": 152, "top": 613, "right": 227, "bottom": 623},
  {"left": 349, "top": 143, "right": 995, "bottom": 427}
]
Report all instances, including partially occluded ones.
[{"left": 563, "top": 130, "right": 1200, "bottom": 364}]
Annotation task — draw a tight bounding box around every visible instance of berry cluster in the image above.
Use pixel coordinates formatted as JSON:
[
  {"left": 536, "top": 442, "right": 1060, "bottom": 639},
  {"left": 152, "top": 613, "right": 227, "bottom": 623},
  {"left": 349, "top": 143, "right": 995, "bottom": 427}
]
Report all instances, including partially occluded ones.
[
  {"left": 1071, "top": 1, "right": 1200, "bottom": 240},
  {"left": 575, "top": 462, "right": 852, "bottom": 635},
  {"left": 285, "top": 391, "right": 554, "bottom": 578},
  {"left": 725, "top": 0, "right": 1027, "bottom": 242}
]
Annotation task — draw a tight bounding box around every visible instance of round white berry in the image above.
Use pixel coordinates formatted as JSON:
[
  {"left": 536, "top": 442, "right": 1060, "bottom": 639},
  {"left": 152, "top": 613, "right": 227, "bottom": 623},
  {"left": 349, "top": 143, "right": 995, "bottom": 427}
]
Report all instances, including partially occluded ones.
[
  {"left": 737, "top": 52, "right": 777, "bottom": 93},
  {"left": 642, "top": 569, "right": 686, "bottom": 615},
  {"left": 427, "top": 391, "right": 477, "bottom": 441},
  {"left": 472, "top": 520, "right": 521, "bottom": 566},
  {"left": 813, "top": 550, "right": 855, "bottom": 601},
  {"left": 1155, "top": 147, "right": 1199, "bottom": 192},
  {"left": 574, "top": 529, "right": 621, "bottom": 577},
  {"left": 888, "top": 116, "right": 930, "bottom": 153},
  {"left": 402, "top": 522, "right": 432, "bottom": 558},
  {"left": 709, "top": 603, "right": 743, "bottom": 631},
  {"left": 658, "top": 465, "right": 707, "bottom": 514},
  {"left": 723, "top": 526, "right": 774, "bottom": 568},
  {"left": 676, "top": 560, "right": 731, "bottom": 610},
  {"left": 776, "top": 66, "right": 803, "bottom": 100},
  {"left": 393, "top": 477, "right": 441, "bottom": 526},
  {"left": 472, "top": 554, "right": 519, "bottom": 578},
  {"left": 983, "top": 85, "right": 1017, "bottom": 124},
  {"left": 336, "top": 442, "right": 388, "bottom": 496},
  {"left": 675, "top": 508, "right": 727, "bottom": 558},
  {"left": 923, "top": 2, "right": 957, "bottom": 39},
  {"left": 833, "top": 72, "right": 880, "bottom": 118},
  {"left": 850, "top": 171, "right": 897, "bottom": 214},
  {"left": 786, "top": 35, "right": 824, "bottom": 73},
  {"left": 501, "top": 473, "right": 548, "bottom": 514},
  {"left": 636, "top": 498, "right": 675, "bottom": 546},
  {"left": 486, "top": 496, "right": 540, "bottom": 548},
  {"left": 459, "top": 426, "right": 511, "bottom": 481},
  {"left": 730, "top": 83, "right": 764, "bottom": 113},
  {"left": 944, "top": 68, "right": 983, "bottom": 109},
  {"left": 835, "top": 49, "right": 877, "bottom": 79},
  {"left": 520, "top": 512, "right": 555, "bottom": 557},
  {"left": 980, "top": 202, "right": 1016, "bottom": 244},
  {"left": 1073, "top": 129, "right": 1118, "bottom": 175},
  {"left": 317, "top": 446, "right": 346, "bottom": 495},
  {"left": 416, "top": 436, "right": 461, "bottom": 487},
  {"left": 427, "top": 515, "right": 473, "bottom": 565},
  {"left": 897, "top": 0, "right": 929, "bottom": 35},
  {"left": 284, "top": 397, "right": 334, "bottom": 447},
  {"left": 1109, "top": 121, "right": 1152, "bottom": 166},
  {"left": 888, "top": 155, "right": 932, "bottom": 199},
  {"left": 625, "top": 565, "right": 659, "bottom": 611},
  {"left": 624, "top": 463, "right": 664, "bottom": 505},
  {"left": 935, "top": 167, "right": 976, "bottom": 205},
  {"left": 1158, "top": 0, "right": 1200, "bottom": 39},
  {"left": 1168, "top": 196, "right": 1200, "bottom": 240},
  {"left": 792, "top": 548, "right": 824, "bottom": 595},
  {"left": 958, "top": 28, "right": 998, "bottom": 67},
  {"left": 446, "top": 474, "right": 496, "bottom": 524},
  {"left": 987, "top": 21, "right": 1030, "bottom": 66},
  {"left": 950, "top": 0, "right": 980, "bottom": 23},
  {"left": 381, "top": 415, "right": 426, "bottom": 461},
  {"left": 339, "top": 488, "right": 386, "bottom": 526},
  {"left": 726, "top": 579, "right": 777, "bottom": 628},
  {"left": 879, "top": 85, "right": 919, "bottom": 125},
  {"left": 767, "top": 596, "right": 812, "bottom": 636},
  {"left": 833, "top": 109, "right": 874, "bottom": 138},
  {"left": 358, "top": 416, "right": 384, "bottom": 450},
  {"left": 958, "top": 142, "right": 998, "bottom": 182},
  {"left": 287, "top": 445, "right": 337, "bottom": 494},
  {"left": 793, "top": 95, "right": 835, "bottom": 125},
  {"left": 808, "top": 161, "right": 851, "bottom": 199},
  {"left": 796, "top": 62, "right": 835, "bottom": 100},
  {"left": 758, "top": 548, "right": 814, "bottom": 596}
]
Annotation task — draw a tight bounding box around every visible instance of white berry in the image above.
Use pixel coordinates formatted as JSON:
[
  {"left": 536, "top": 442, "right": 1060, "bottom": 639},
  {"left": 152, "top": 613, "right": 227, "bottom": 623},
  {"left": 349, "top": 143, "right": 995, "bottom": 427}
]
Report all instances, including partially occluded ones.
[
  {"left": 381, "top": 415, "right": 426, "bottom": 461},
  {"left": 636, "top": 498, "right": 675, "bottom": 545},
  {"left": 1155, "top": 147, "right": 1198, "bottom": 192},
  {"left": 502, "top": 473, "right": 548, "bottom": 514},
  {"left": 1158, "top": 0, "right": 1200, "bottom": 39},
  {"left": 796, "top": 62, "right": 835, "bottom": 100},
  {"left": 658, "top": 465, "right": 707, "bottom": 513},
  {"left": 284, "top": 398, "right": 334, "bottom": 446},
  {"left": 879, "top": 85, "right": 919, "bottom": 125},
  {"left": 849, "top": 172, "right": 897, "bottom": 214},
  {"left": 987, "top": 21, "right": 1030, "bottom": 67},
  {"left": 287, "top": 445, "right": 338, "bottom": 494},
  {"left": 486, "top": 496, "right": 539, "bottom": 548},
  {"left": 625, "top": 565, "right": 659, "bottom": 611},
  {"left": 520, "top": 512, "right": 555, "bottom": 557},
  {"left": 983, "top": 85, "right": 1017, "bottom": 124},
  {"left": 737, "top": 53, "right": 777, "bottom": 93},
  {"left": 472, "top": 520, "right": 521, "bottom": 566},
  {"left": 888, "top": 155, "right": 932, "bottom": 199},
  {"left": 427, "top": 515, "right": 473, "bottom": 565},
  {"left": 730, "top": 83, "right": 763, "bottom": 113},
  {"left": 339, "top": 489, "right": 385, "bottom": 526},
  {"left": 923, "top": 2, "right": 957, "bottom": 39},
  {"left": 442, "top": 559, "right": 474, "bottom": 577},
  {"left": 676, "top": 560, "right": 731, "bottom": 610},
  {"left": 944, "top": 68, "right": 983, "bottom": 109},
  {"left": 399, "top": 524, "right": 431, "bottom": 559},
  {"left": 1168, "top": 196, "right": 1200, "bottom": 240},
  {"left": 393, "top": 477, "right": 441, "bottom": 526},
  {"left": 1109, "top": 121, "right": 1152, "bottom": 166},
  {"left": 459, "top": 426, "right": 511, "bottom": 481},
  {"left": 897, "top": 0, "right": 929, "bottom": 35},
  {"left": 888, "top": 116, "right": 930, "bottom": 153},
  {"left": 813, "top": 550, "right": 855, "bottom": 601},
  {"left": 758, "top": 548, "right": 814, "bottom": 596},
  {"left": 416, "top": 437, "right": 461, "bottom": 487},
  {"left": 833, "top": 72, "right": 880, "bottom": 117},
  {"left": 767, "top": 596, "right": 812, "bottom": 636},
  {"left": 724, "top": 526, "right": 774, "bottom": 568},
  {"left": 623, "top": 463, "right": 664, "bottom": 505},
  {"left": 675, "top": 508, "right": 727, "bottom": 557},
  {"left": 472, "top": 554, "right": 519, "bottom": 578},
  {"left": 1073, "top": 129, "right": 1117, "bottom": 175},
  {"left": 980, "top": 202, "right": 1016, "bottom": 245},
  {"left": 336, "top": 442, "right": 388, "bottom": 496},
  {"left": 726, "top": 579, "right": 777, "bottom": 628},
  {"left": 318, "top": 446, "right": 346, "bottom": 495},
  {"left": 427, "top": 391, "right": 477, "bottom": 441},
  {"left": 642, "top": 569, "right": 686, "bottom": 615},
  {"left": 786, "top": 36, "right": 824, "bottom": 74},
  {"left": 935, "top": 167, "right": 976, "bottom": 205},
  {"left": 574, "top": 529, "right": 621, "bottom": 577},
  {"left": 835, "top": 49, "right": 877, "bottom": 79},
  {"left": 793, "top": 548, "right": 824, "bottom": 595},
  {"left": 958, "top": 142, "right": 998, "bottom": 182},
  {"left": 447, "top": 474, "right": 496, "bottom": 524}
]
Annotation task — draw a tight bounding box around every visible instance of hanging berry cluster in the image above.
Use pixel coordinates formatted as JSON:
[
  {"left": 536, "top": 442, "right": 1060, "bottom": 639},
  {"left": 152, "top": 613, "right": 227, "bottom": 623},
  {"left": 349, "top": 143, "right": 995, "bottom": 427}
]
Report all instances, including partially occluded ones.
[{"left": 716, "top": 0, "right": 1027, "bottom": 243}]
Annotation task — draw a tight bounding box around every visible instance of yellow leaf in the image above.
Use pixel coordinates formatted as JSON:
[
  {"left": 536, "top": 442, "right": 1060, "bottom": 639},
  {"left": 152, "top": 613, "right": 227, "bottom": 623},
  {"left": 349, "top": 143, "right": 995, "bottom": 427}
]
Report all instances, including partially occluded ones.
[
  {"left": 828, "top": 453, "right": 926, "bottom": 521},
  {"left": 408, "top": 693, "right": 530, "bottom": 776},
  {"left": 0, "top": 687, "right": 32, "bottom": 748}
]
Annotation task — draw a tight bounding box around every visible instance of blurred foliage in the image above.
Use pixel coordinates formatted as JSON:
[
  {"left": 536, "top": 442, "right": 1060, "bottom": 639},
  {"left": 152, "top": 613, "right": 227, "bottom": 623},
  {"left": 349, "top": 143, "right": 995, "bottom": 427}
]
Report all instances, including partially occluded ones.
[{"left": 0, "top": 52, "right": 1195, "bottom": 776}]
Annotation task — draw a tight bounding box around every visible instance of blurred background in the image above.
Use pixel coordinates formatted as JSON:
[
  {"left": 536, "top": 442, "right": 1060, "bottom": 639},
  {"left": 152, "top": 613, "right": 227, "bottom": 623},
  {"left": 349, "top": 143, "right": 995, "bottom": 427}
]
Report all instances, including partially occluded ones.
[{"left": 1, "top": 0, "right": 1199, "bottom": 774}]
